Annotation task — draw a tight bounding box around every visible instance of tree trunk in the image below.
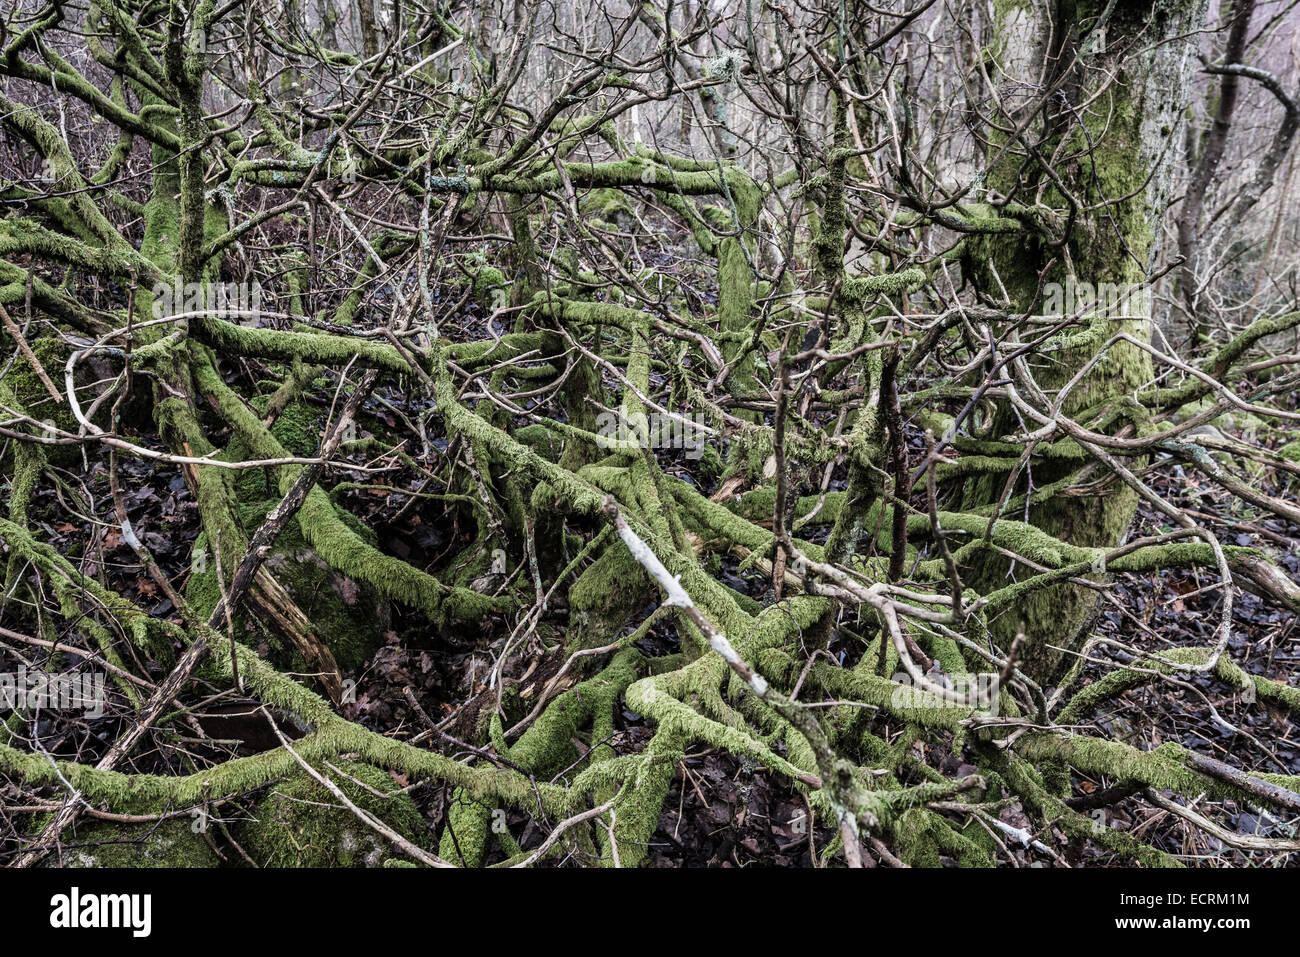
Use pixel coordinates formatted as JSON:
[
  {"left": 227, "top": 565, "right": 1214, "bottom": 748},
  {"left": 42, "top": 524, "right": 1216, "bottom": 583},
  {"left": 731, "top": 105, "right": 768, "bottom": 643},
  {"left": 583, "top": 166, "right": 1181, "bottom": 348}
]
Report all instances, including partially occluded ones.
[{"left": 961, "top": 0, "right": 1207, "bottom": 682}]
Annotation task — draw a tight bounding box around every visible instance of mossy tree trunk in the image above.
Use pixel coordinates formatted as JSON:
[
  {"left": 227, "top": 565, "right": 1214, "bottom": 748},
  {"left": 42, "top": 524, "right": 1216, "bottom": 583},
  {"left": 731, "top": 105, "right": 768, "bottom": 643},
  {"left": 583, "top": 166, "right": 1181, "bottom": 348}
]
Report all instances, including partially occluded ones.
[{"left": 960, "top": 0, "right": 1207, "bottom": 681}]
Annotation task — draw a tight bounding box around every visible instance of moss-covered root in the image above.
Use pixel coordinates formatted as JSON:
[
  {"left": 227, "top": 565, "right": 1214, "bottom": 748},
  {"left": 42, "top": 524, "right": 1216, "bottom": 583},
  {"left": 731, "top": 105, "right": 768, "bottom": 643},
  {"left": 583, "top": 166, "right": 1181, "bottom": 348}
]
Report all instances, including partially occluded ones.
[
  {"left": 437, "top": 791, "right": 493, "bottom": 867},
  {"left": 237, "top": 762, "right": 431, "bottom": 867},
  {"left": 989, "top": 749, "right": 1182, "bottom": 868},
  {"left": 42, "top": 818, "right": 223, "bottom": 868}
]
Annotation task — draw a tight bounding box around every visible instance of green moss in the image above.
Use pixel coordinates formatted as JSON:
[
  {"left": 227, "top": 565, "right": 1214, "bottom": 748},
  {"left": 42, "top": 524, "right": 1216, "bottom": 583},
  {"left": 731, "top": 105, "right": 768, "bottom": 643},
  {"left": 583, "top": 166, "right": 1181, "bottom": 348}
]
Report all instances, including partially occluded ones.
[
  {"left": 51, "top": 818, "right": 222, "bottom": 868},
  {"left": 472, "top": 266, "right": 507, "bottom": 307},
  {"left": 185, "top": 509, "right": 387, "bottom": 674},
  {"left": 566, "top": 544, "right": 649, "bottom": 648},
  {"left": 841, "top": 268, "right": 927, "bottom": 301},
  {"left": 952, "top": 0, "right": 1194, "bottom": 681},
  {"left": 1170, "top": 398, "right": 1271, "bottom": 443},
  {"left": 579, "top": 187, "right": 634, "bottom": 223},
  {"left": 261, "top": 397, "right": 326, "bottom": 457},
  {"left": 893, "top": 807, "right": 993, "bottom": 868},
  {"left": 237, "top": 761, "right": 430, "bottom": 867},
  {"left": 438, "top": 794, "right": 492, "bottom": 866},
  {"left": 193, "top": 350, "right": 503, "bottom": 624},
  {"left": 2, "top": 336, "right": 82, "bottom": 466}
]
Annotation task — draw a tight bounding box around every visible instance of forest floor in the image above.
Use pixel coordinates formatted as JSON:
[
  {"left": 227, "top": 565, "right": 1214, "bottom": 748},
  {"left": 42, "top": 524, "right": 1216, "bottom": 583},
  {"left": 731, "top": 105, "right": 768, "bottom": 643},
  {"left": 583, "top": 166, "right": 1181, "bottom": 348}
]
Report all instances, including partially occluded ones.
[{"left": 2, "top": 253, "right": 1297, "bottom": 867}]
